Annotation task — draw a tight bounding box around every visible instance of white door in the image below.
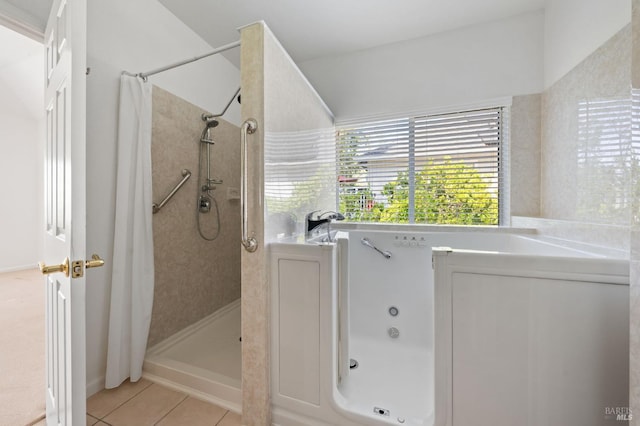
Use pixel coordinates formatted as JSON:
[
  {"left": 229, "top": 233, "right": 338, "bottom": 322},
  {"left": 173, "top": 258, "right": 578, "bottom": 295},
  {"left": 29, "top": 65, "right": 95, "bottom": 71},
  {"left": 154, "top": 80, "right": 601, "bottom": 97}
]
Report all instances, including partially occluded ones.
[{"left": 40, "top": 0, "right": 91, "bottom": 424}]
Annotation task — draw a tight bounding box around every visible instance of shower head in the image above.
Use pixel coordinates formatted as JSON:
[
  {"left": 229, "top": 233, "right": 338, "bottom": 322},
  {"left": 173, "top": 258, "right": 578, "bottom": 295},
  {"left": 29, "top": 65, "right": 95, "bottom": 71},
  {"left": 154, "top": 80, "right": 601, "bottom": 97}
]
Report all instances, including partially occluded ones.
[{"left": 200, "top": 119, "right": 218, "bottom": 144}]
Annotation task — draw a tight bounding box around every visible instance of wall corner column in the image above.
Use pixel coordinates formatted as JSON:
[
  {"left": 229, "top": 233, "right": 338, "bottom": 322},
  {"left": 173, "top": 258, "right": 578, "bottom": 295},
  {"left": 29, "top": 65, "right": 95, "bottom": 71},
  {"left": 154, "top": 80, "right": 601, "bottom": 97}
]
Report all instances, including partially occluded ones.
[{"left": 239, "top": 22, "right": 270, "bottom": 426}]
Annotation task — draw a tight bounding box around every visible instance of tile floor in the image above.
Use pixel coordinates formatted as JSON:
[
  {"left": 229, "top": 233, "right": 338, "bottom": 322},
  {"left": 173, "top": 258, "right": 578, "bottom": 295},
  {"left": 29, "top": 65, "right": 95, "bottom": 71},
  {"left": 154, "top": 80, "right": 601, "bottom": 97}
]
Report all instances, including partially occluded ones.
[{"left": 33, "top": 378, "right": 241, "bottom": 426}]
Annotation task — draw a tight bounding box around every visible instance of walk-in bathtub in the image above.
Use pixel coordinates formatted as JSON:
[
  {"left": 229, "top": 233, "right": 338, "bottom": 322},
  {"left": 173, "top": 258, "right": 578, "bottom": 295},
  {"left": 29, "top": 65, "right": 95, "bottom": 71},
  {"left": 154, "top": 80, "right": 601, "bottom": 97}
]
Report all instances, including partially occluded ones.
[{"left": 269, "top": 229, "right": 629, "bottom": 426}]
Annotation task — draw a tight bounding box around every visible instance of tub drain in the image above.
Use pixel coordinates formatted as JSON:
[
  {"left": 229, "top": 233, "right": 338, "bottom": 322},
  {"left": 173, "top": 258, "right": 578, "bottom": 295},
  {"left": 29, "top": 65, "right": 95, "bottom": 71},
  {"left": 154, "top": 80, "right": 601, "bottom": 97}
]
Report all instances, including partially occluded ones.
[
  {"left": 349, "top": 358, "right": 359, "bottom": 369},
  {"left": 388, "top": 327, "right": 400, "bottom": 338}
]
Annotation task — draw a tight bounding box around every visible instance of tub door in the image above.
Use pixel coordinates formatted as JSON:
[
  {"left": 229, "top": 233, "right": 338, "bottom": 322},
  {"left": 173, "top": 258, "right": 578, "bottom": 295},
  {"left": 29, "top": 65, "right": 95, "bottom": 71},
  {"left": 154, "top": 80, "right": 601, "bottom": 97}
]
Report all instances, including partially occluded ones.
[{"left": 433, "top": 249, "right": 629, "bottom": 426}]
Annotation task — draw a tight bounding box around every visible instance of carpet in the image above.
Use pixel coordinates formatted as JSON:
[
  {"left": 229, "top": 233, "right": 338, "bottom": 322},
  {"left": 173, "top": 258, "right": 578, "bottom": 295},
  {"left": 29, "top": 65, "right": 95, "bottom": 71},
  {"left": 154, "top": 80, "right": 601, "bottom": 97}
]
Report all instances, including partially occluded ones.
[{"left": 0, "top": 268, "right": 45, "bottom": 426}]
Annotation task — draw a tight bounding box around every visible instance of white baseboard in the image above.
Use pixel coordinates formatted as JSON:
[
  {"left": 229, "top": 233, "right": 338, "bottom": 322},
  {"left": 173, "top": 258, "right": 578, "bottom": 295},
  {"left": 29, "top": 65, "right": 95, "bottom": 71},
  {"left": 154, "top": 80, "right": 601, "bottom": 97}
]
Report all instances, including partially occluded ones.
[{"left": 86, "top": 375, "right": 105, "bottom": 398}]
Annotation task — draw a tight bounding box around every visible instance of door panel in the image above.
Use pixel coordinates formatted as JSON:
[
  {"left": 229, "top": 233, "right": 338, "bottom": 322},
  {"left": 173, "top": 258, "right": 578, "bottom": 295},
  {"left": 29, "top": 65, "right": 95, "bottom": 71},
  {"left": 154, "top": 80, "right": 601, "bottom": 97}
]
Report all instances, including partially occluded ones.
[{"left": 42, "top": 0, "right": 87, "bottom": 424}]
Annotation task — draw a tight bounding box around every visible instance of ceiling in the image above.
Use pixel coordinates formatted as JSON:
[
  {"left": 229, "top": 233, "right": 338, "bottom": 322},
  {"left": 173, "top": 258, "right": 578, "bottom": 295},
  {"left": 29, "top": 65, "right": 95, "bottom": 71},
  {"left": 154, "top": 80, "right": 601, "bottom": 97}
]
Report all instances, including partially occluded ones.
[
  {"left": 159, "top": 0, "right": 545, "bottom": 66},
  {"left": 0, "top": 0, "right": 545, "bottom": 112},
  {"left": 0, "top": 0, "right": 546, "bottom": 67},
  {"left": 0, "top": 0, "right": 50, "bottom": 35}
]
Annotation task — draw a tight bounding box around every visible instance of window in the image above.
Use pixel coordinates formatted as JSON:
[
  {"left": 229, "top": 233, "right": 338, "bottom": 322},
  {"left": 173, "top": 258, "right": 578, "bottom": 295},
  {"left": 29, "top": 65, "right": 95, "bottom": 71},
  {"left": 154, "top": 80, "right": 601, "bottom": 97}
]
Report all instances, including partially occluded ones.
[{"left": 336, "top": 107, "right": 504, "bottom": 225}]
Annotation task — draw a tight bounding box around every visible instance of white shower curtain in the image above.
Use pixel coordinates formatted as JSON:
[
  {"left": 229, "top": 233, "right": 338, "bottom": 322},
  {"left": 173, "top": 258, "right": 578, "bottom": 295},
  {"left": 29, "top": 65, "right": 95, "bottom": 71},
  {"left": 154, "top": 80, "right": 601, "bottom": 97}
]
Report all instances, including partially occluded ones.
[{"left": 105, "top": 74, "right": 154, "bottom": 388}]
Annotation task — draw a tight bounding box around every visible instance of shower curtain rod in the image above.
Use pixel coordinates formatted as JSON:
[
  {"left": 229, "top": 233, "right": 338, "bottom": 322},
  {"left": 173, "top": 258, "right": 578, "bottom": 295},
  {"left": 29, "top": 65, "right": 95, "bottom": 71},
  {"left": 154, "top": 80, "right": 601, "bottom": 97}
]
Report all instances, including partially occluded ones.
[{"left": 126, "top": 39, "right": 241, "bottom": 81}]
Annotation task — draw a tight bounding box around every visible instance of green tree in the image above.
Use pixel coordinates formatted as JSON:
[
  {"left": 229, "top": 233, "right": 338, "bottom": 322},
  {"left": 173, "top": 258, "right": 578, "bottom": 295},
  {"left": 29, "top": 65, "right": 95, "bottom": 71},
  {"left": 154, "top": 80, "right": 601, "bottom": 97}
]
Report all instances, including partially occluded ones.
[
  {"left": 339, "top": 187, "right": 384, "bottom": 222},
  {"left": 380, "top": 159, "right": 498, "bottom": 225},
  {"left": 336, "top": 129, "right": 361, "bottom": 181},
  {"left": 336, "top": 129, "right": 386, "bottom": 221}
]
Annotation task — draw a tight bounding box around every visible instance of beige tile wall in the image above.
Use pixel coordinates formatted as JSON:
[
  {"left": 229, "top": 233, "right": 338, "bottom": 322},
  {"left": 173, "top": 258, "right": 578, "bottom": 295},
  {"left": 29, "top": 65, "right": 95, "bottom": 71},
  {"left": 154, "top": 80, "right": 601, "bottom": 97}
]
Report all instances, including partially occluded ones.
[
  {"left": 510, "top": 94, "right": 542, "bottom": 218},
  {"left": 515, "top": 24, "right": 635, "bottom": 250},
  {"left": 239, "top": 23, "right": 269, "bottom": 426},
  {"left": 239, "top": 21, "right": 335, "bottom": 425},
  {"left": 541, "top": 24, "right": 632, "bottom": 224},
  {"left": 148, "top": 86, "right": 241, "bottom": 347}
]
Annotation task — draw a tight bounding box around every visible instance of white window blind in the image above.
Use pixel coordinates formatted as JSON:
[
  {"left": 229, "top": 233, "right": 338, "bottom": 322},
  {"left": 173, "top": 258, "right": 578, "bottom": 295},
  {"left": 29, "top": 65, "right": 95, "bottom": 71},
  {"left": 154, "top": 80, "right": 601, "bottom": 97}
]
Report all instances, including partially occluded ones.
[
  {"left": 336, "top": 108, "right": 503, "bottom": 225},
  {"left": 577, "top": 96, "right": 632, "bottom": 225},
  {"left": 264, "top": 127, "right": 336, "bottom": 238}
]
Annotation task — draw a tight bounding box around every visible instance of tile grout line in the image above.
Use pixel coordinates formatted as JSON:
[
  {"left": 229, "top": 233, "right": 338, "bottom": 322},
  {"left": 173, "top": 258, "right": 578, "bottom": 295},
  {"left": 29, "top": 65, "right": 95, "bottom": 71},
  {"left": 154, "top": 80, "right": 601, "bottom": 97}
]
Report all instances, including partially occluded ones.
[
  {"left": 214, "top": 410, "right": 232, "bottom": 426},
  {"left": 86, "top": 414, "right": 98, "bottom": 426},
  {"left": 152, "top": 393, "right": 189, "bottom": 425},
  {"left": 89, "top": 380, "right": 154, "bottom": 420},
  {"left": 26, "top": 412, "right": 46, "bottom": 425}
]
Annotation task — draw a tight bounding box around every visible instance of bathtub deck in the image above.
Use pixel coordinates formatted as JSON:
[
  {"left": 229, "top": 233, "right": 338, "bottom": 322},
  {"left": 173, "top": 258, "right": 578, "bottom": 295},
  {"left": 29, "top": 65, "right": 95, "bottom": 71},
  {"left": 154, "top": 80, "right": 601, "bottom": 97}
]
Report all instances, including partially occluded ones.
[{"left": 339, "top": 336, "right": 433, "bottom": 424}]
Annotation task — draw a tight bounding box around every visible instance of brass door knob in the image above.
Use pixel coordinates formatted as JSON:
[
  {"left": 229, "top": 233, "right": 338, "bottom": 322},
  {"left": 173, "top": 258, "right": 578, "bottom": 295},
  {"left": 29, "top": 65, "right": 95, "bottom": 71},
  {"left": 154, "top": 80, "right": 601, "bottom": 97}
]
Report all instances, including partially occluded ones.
[
  {"left": 38, "top": 257, "right": 70, "bottom": 277},
  {"left": 72, "top": 254, "right": 105, "bottom": 278},
  {"left": 85, "top": 254, "right": 105, "bottom": 269},
  {"left": 39, "top": 255, "right": 104, "bottom": 279}
]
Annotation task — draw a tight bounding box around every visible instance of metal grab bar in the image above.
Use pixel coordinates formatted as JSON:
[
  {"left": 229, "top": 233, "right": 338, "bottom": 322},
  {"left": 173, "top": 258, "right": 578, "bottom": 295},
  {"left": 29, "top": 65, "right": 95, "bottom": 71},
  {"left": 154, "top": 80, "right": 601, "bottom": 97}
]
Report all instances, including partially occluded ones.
[
  {"left": 241, "top": 119, "right": 258, "bottom": 252},
  {"left": 152, "top": 169, "right": 191, "bottom": 214},
  {"left": 360, "top": 237, "right": 392, "bottom": 259}
]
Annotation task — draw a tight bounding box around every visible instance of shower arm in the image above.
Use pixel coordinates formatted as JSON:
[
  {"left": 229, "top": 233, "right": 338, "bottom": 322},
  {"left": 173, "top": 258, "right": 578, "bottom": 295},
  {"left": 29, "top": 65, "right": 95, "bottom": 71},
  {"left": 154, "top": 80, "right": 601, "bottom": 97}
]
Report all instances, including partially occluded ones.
[{"left": 202, "top": 87, "right": 241, "bottom": 122}]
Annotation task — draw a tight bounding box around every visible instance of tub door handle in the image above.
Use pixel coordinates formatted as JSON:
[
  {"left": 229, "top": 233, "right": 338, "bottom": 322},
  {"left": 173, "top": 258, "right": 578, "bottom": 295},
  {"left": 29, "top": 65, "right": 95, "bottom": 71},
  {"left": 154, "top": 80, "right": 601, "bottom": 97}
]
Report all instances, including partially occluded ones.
[{"left": 241, "top": 118, "right": 258, "bottom": 252}]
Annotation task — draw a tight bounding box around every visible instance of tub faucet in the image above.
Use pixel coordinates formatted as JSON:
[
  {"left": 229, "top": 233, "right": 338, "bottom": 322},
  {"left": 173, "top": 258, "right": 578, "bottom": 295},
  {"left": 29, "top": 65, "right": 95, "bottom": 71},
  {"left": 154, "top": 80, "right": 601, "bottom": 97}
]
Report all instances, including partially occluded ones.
[
  {"left": 305, "top": 211, "right": 329, "bottom": 234},
  {"left": 305, "top": 211, "right": 345, "bottom": 240}
]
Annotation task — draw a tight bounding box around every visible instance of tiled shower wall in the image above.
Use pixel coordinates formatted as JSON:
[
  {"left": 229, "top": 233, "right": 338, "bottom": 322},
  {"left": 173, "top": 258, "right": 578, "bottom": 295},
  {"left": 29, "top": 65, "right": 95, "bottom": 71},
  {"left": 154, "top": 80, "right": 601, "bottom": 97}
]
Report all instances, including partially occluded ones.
[
  {"left": 541, "top": 24, "right": 632, "bottom": 228},
  {"left": 239, "top": 22, "right": 335, "bottom": 425},
  {"left": 510, "top": 94, "right": 542, "bottom": 218},
  {"left": 513, "top": 23, "right": 634, "bottom": 251},
  {"left": 148, "top": 86, "right": 241, "bottom": 347}
]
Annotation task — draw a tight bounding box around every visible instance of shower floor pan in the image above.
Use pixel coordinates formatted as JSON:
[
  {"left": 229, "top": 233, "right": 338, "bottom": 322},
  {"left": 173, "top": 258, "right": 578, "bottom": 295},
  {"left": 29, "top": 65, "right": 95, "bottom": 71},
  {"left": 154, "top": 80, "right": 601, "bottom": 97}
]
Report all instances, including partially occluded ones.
[{"left": 143, "top": 299, "right": 241, "bottom": 412}]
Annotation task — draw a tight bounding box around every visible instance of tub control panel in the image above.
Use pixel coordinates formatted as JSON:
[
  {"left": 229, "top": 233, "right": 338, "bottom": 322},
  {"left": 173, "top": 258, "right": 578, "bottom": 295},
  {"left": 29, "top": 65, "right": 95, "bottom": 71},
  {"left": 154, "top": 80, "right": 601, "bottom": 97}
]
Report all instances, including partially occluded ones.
[{"left": 392, "top": 234, "right": 430, "bottom": 248}]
